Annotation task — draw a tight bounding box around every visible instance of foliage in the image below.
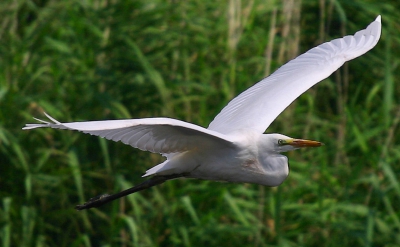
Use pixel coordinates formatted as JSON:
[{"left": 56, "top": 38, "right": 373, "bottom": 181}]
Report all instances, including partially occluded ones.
[{"left": 1, "top": 0, "right": 400, "bottom": 246}]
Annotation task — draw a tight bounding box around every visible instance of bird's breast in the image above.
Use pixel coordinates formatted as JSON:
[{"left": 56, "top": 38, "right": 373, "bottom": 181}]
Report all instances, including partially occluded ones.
[{"left": 186, "top": 145, "right": 271, "bottom": 185}]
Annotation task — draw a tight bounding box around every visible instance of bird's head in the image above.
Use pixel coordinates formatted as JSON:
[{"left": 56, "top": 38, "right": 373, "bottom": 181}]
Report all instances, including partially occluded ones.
[{"left": 266, "top": 133, "right": 323, "bottom": 153}]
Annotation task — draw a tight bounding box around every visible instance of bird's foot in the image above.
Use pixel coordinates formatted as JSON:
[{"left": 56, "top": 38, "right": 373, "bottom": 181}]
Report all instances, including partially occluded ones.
[{"left": 75, "top": 194, "right": 110, "bottom": 210}]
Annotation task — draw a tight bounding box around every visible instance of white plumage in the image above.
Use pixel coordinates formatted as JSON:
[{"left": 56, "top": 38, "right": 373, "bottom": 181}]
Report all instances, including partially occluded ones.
[{"left": 23, "top": 16, "right": 381, "bottom": 210}]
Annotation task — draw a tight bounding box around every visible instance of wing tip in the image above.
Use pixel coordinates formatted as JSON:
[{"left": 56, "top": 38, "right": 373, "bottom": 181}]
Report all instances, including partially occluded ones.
[
  {"left": 370, "top": 15, "right": 382, "bottom": 44},
  {"left": 43, "top": 112, "right": 61, "bottom": 124},
  {"left": 22, "top": 112, "right": 61, "bottom": 130},
  {"left": 22, "top": 125, "right": 39, "bottom": 130}
]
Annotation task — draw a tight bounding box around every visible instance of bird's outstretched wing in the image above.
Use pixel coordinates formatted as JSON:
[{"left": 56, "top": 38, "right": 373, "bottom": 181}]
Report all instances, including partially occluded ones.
[
  {"left": 23, "top": 113, "right": 234, "bottom": 154},
  {"left": 208, "top": 16, "right": 381, "bottom": 134}
]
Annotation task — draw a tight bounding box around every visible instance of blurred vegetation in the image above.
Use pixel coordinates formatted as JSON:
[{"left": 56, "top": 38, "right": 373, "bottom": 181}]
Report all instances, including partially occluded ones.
[{"left": 1, "top": 0, "right": 400, "bottom": 246}]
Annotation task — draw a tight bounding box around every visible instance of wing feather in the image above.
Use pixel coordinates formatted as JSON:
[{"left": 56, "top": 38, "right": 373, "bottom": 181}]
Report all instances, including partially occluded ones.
[
  {"left": 23, "top": 113, "right": 234, "bottom": 154},
  {"left": 208, "top": 16, "right": 381, "bottom": 134}
]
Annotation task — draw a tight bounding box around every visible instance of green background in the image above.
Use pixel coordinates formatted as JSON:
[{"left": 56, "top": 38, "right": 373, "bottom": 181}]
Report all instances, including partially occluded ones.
[{"left": 1, "top": 0, "right": 400, "bottom": 246}]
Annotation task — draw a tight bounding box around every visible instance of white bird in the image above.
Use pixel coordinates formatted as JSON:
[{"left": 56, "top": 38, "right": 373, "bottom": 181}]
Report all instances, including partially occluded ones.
[{"left": 23, "top": 16, "right": 381, "bottom": 210}]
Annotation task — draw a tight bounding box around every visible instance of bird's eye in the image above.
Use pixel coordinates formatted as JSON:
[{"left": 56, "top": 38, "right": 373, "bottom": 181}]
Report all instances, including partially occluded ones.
[{"left": 278, "top": 139, "right": 285, "bottom": 145}]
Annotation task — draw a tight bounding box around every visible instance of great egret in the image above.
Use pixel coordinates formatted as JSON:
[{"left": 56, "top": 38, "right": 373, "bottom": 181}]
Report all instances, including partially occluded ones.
[{"left": 24, "top": 16, "right": 381, "bottom": 210}]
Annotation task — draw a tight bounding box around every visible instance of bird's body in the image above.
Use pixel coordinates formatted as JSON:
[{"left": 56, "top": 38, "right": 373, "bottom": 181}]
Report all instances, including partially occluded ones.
[
  {"left": 23, "top": 16, "right": 382, "bottom": 210},
  {"left": 150, "top": 132, "right": 291, "bottom": 186}
]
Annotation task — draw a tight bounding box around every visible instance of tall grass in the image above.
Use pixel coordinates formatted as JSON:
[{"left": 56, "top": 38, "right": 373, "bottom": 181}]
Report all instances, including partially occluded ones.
[{"left": 1, "top": 0, "right": 400, "bottom": 246}]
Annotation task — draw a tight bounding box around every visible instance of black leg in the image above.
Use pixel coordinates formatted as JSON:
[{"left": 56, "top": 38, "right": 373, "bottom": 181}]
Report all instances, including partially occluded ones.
[{"left": 75, "top": 174, "right": 182, "bottom": 210}]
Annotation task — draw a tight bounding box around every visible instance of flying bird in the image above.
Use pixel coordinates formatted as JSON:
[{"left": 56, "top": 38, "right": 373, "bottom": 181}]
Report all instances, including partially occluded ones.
[{"left": 23, "top": 16, "right": 381, "bottom": 210}]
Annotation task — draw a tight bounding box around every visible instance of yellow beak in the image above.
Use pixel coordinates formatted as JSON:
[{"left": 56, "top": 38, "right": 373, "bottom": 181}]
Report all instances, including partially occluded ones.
[{"left": 284, "top": 139, "right": 323, "bottom": 148}]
